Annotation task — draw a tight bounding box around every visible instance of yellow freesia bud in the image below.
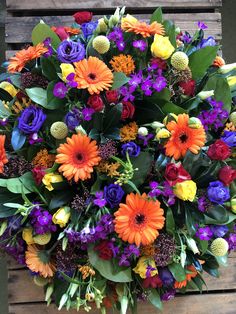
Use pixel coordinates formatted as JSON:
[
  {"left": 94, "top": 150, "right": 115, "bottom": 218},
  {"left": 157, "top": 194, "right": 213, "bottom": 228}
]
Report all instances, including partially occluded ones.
[
  {"left": 151, "top": 35, "right": 175, "bottom": 60},
  {"left": 0, "top": 82, "right": 18, "bottom": 97},
  {"left": 188, "top": 117, "right": 203, "bottom": 129},
  {"left": 97, "top": 18, "right": 108, "bottom": 33},
  {"left": 227, "top": 76, "right": 236, "bottom": 89},
  {"left": 174, "top": 180, "right": 197, "bottom": 202},
  {"left": 133, "top": 256, "right": 157, "bottom": 279},
  {"left": 231, "top": 199, "right": 236, "bottom": 214},
  {"left": 156, "top": 128, "right": 171, "bottom": 140},
  {"left": 197, "top": 90, "right": 214, "bottom": 100},
  {"left": 219, "top": 62, "right": 236, "bottom": 74},
  {"left": 22, "top": 228, "right": 35, "bottom": 245},
  {"left": 42, "top": 173, "right": 63, "bottom": 191},
  {"left": 52, "top": 206, "right": 71, "bottom": 228},
  {"left": 60, "top": 63, "right": 75, "bottom": 82},
  {"left": 163, "top": 113, "right": 178, "bottom": 126}
]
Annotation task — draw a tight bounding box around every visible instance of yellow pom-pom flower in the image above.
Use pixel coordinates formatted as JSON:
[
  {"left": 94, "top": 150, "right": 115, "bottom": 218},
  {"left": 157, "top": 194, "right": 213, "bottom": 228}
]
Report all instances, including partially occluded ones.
[
  {"left": 92, "top": 36, "right": 110, "bottom": 54},
  {"left": 50, "top": 122, "right": 68, "bottom": 140},
  {"left": 171, "top": 51, "right": 189, "bottom": 71},
  {"left": 211, "top": 238, "right": 229, "bottom": 257},
  {"left": 33, "top": 233, "right": 52, "bottom": 245}
]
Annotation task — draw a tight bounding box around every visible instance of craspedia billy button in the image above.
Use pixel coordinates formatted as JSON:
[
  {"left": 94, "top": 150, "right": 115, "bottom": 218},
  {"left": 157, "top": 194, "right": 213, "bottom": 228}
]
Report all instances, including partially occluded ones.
[
  {"left": 33, "top": 233, "right": 52, "bottom": 245},
  {"left": 50, "top": 122, "right": 68, "bottom": 140},
  {"left": 210, "top": 238, "right": 229, "bottom": 256},
  {"left": 171, "top": 51, "right": 189, "bottom": 71},
  {"left": 229, "top": 112, "right": 236, "bottom": 126},
  {"left": 92, "top": 35, "right": 110, "bottom": 54}
]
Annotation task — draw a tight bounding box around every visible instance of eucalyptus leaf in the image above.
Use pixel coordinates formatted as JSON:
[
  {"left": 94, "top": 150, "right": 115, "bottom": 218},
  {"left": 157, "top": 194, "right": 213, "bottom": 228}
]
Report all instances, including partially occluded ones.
[
  {"left": 166, "top": 208, "right": 175, "bottom": 235},
  {"left": 147, "top": 289, "right": 163, "bottom": 311},
  {"left": 32, "top": 22, "right": 61, "bottom": 49},
  {"left": 11, "top": 127, "right": 26, "bottom": 151},
  {"left": 150, "top": 7, "right": 163, "bottom": 23},
  {"left": 168, "top": 262, "right": 186, "bottom": 281},
  {"left": 26, "top": 87, "right": 47, "bottom": 107},
  {"left": 111, "top": 72, "right": 130, "bottom": 90}
]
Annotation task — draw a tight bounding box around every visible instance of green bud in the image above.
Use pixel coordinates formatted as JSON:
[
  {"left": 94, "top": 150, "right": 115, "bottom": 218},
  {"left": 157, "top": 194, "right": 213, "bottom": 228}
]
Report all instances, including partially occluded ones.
[{"left": 197, "top": 90, "right": 214, "bottom": 100}]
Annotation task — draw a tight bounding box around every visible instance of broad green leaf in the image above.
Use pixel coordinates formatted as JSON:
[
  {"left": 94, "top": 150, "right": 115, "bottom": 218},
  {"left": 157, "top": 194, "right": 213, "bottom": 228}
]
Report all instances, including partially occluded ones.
[
  {"left": 11, "top": 127, "right": 26, "bottom": 151},
  {"left": 0, "top": 172, "right": 36, "bottom": 194},
  {"left": 49, "top": 190, "right": 73, "bottom": 210},
  {"left": 150, "top": 8, "right": 163, "bottom": 23},
  {"left": 166, "top": 208, "right": 175, "bottom": 235},
  {"left": 185, "top": 204, "right": 197, "bottom": 236},
  {"left": 0, "top": 100, "right": 11, "bottom": 118},
  {"left": 198, "top": 240, "right": 208, "bottom": 254},
  {"left": 0, "top": 190, "right": 22, "bottom": 217},
  {"left": 204, "top": 205, "right": 231, "bottom": 225},
  {"left": 103, "top": 103, "right": 122, "bottom": 132},
  {"left": 32, "top": 22, "right": 61, "bottom": 49},
  {"left": 111, "top": 72, "right": 130, "bottom": 90},
  {"left": 163, "top": 20, "right": 177, "bottom": 48},
  {"left": 148, "top": 289, "right": 163, "bottom": 311},
  {"left": 168, "top": 262, "right": 186, "bottom": 281},
  {"left": 41, "top": 57, "right": 59, "bottom": 81},
  {"left": 189, "top": 46, "right": 219, "bottom": 80},
  {"left": 26, "top": 87, "right": 47, "bottom": 107},
  {"left": 162, "top": 102, "right": 186, "bottom": 114},
  {"left": 9, "top": 74, "right": 22, "bottom": 88}
]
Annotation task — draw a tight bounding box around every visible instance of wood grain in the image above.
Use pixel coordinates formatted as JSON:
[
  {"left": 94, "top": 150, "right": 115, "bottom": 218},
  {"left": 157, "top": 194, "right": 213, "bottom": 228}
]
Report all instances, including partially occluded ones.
[
  {"left": 8, "top": 292, "right": 236, "bottom": 314},
  {"left": 5, "top": 13, "right": 222, "bottom": 44},
  {"left": 6, "top": 0, "right": 222, "bottom": 11}
]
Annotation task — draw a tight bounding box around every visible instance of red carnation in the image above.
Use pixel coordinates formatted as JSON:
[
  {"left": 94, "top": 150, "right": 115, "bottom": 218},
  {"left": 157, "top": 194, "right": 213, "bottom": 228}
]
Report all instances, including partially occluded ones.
[
  {"left": 73, "top": 11, "right": 93, "bottom": 25},
  {"left": 165, "top": 162, "right": 191, "bottom": 186},
  {"left": 106, "top": 90, "right": 119, "bottom": 104},
  {"left": 87, "top": 95, "right": 104, "bottom": 112},
  {"left": 32, "top": 166, "right": 46, "bottom": 185},
  {"left": 142, "top": 275, "right": 163, "bottom": 289},
  {"left": 179, "top": 80, "right": 196, "bottom": 96},
  {"left": 94, "top": 240, "right": 113, "bottom": 260},
  {"left": 207, "top": 140, "right": 231, "bottom": 160},
  {"left": 121, "top": 101, "right": 135, "bottom": 120},
  {"left": 218, "top": 166, "right": 236, "bottom": 186}
]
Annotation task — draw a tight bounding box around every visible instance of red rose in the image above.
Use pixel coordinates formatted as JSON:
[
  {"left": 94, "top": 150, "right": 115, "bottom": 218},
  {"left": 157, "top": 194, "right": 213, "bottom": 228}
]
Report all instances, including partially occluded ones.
[
  {"left": 73, "top": 11, "right": 93, "bottom": 25},
  {"left": 165, "top": 162, "right": 191, "bottom": 186},
  {"left": 179, "top": 80, "right": 196, "bottom": 96},
  {"left": 106, "top": 90, "right": 119, "bottom": 103},
  {"left": 87, "top": 95, "right": 104, "bottom": 112},
  {"left": 51, "top": 26, "right": 68, "bottom": 41},
  {"left": 94, "top": 240, "right": 113, "bottom": 260},
  {"left": 32, "top": 166, "right": 46, "bottom": 185},
  {"left": 218, "top": 166, "right": 236, "bottom": 186},
  {"left": 207, "top": 139, "right": 231, "bottom": 160},
  {"left": 142, "top": 275, "right": 163, "bottom": 289},
  {"left": 121, "top": 101, "right": 135, "bottom": 120}
]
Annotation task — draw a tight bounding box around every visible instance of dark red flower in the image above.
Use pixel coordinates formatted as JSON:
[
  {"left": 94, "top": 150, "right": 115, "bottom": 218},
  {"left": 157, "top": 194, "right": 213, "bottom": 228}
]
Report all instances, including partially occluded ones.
[
  {"left": 94, "top": 240, "right": 113, "bottom": 260},
  {"left": 165, "top": 162, "right": 191, "bottom": 186},
  {"left": 87, "top": 95, "right": 104, "bottom": 112},
  {"left": 121, "top": 101, "right": 135, "bottom": 120},
  {"left": 32, "top": 166, "right": 46, "bottom": 185},
  {"left": 106, "top": 90, "right": 119, "bottom": 103},
  {"left": 218, "top": 166, "right": 236, "bottom": 186},
  {"left": 73, "top": 11, "right": 93, "bottom": 25},
  {"left": 150, "top": 57, "right": 167, "bottom": 70},
  {"left": 207, "top": 140, "right": 231, "bottom": 160},
  {"left": 179, "top": 79, "right": 196, "bottom": 96},
  {"left": 142, "top": 275, "right": 163, "bottom": 289}
]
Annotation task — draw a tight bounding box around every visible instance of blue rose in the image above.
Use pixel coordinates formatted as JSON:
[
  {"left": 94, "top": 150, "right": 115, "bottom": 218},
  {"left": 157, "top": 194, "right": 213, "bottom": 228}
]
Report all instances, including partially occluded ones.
[
  {"left": 64, "top": 108, "right": 80, "bottom": 130},
  {"left": 57, "top": 40, "right": 85, "bottom": 63},
  {"left": 207, "top": 181, "right": 230, "bottom": 204},
  {"left": 121, "top": 142, "right": 141, "bottom": 157},
  {"left": 158, "top": 267, "right": 175, "bottom": 287},
  {"left": 221, "top": 131, "right": 236, "bottom": 147},
  {"left": 104, "top": 184, "right": 125, "bottom": 208},
  {"left": 18, "top": 105, "right": 46, "bottom": 134},
  {"left": 81, "top": 21, "right": 98, "bottom": 39},
  {"left": 198, "top": 36, "right": 216, "bottom": 49}
]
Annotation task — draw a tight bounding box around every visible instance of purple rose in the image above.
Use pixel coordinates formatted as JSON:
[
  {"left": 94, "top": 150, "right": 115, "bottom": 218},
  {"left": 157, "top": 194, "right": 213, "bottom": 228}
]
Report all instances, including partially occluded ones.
[
  {"left": 64, "top": 107, "right": 80, "bottom": 130},
  {"left": 210, "top": 225, "right": 229, "bottom": 238},
  {"left": 158, "top": 267, "right": 175, "bottom": 287},
  {"left": 121, "top": 142, "right": 140, "bottom": 157},
  {"left": 57, "top": 40, "right": 85, "bottom": 63},
  {"left": 198, "top": 36, "right": 216, "bottom": 49},
  {"left": 18, "top": 105, "right": 46, "bottom": 134},
  {"left": 104, "top": 184, "right": 125, "bottom": 208},
  {"left": 221, "top": 131, "right": 236, "bottom": 147},
  {"left": 207, "top": 181, "right": 230, "bottom": 204},
  {"left": 81, "top": 21, "right": 98, "bottom": 39}
]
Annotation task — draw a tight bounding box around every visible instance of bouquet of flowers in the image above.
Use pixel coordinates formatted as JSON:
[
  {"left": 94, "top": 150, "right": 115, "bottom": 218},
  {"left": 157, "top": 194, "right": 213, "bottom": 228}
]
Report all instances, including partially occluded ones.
[{"left": 0, "top": 7, "right": 236, "bottom": 313}]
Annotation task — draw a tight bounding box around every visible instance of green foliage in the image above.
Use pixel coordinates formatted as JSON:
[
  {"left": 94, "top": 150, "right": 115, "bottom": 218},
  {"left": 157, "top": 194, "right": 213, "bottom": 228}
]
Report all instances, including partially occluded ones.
[
  {"left": 26, "top": 87, "right": 47, "bottom": 107},
  {"left": 168, "top": 262, "right": 186, "bottom": 281},
  {"left": 41, "top": 57, "right": 59, "bottom": 81},
  {"left": 163, "top": 20, "right": 177, "bottom": 48},
  {"left": 150, "top": 8, "right": 163, "bottom": 24},
  {"left": 32, "top": 22, "right": 61, "bottom": 49},
  {"left": 162, "top": 102, "right": 186, "bottom": 114},
  {"left": 111, "top": 72, "right": 130, "bottom": 90},
  {"left": 0, "top": 100, "right": 11, "bottom": 118},
  {"left": 147, "top": 289, "right": 163, "bottom": 310},
  {"left": 0, "top": 172, "right": 36, "bottom": 194},
  {"left": 166, "top": 208, "right": 175, "bottom": 235},
  {"left": 0, "top": 190, "right": 22, "bottom": 218}
]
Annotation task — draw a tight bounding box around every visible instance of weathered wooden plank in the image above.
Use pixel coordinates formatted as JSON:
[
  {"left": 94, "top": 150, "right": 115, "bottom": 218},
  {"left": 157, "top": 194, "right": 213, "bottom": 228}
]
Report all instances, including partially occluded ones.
[
  {"left": 6, "top": 0, "right": 222, "bottom": 11},
  {"left": 8, "top": 292, "right": 236, "bottom": 314},
  {"left": 5, "top": 13, "right": 222, "bottom": 44},
  {"left": 7, "top": 256, "right": 25, "bottom": 270}
]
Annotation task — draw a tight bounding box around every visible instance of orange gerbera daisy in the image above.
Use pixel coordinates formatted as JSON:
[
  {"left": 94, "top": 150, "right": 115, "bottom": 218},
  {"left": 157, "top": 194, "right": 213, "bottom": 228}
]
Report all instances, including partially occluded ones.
[
  {"left": 165, "top": 114, "right": 206, "bottom": 160},
  {"left": 25, "top": 245, "right": 56, "bottom": 278},
  {"left": 174, "top": 265, "right": 198, "bottom": 289},
  {"left": 121, "top": 14, "right": 165, "bottom": 38},
  {"left": 114, "top": 193, "right": 165, "bottom": 247},
  {"left": 8, "top": 43, "right": 48, "bottom": 73},
  {"left": 110, "top": 54, "right": 135, "bottom": 76},
  {"left": 74, "top": 56, "right": 113, "bottom": 94},
  {"left": 0, "top": 135, "right": 8, "bottom": 173},
  {"left": 55, "top": 133, "right": 101, "bottom": 182}
]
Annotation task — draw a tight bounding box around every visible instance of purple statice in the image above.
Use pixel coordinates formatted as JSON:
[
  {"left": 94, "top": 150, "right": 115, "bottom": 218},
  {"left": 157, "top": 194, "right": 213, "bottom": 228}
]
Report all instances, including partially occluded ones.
[
  {"left": 81, "top": 21, "right": 98, "bottom": 39},
  {"left": 195, "top": 226, "right": 213, "bottom": 240},
  {"left": 29, "top": 205, "right": 56, "bottom": 235},
  {"left": 197, "top": 21, "right": 208, "bottom": 30},
  {"left": 116, "top": 40, "right": 126, "bottom": 51},
  {"left": 162, "top": 181, "right": 176, "bottom": 206},
  {"left": 104, "top": 184, "right": 124, "bottom": 208},
  {"left": 28, "top": 133, "right": 43, "bottom": 145},
  {"left": 198, "top": 195, "right": 209, "bottom": 212},
  {"left": 119, "top": 86, "right": 135, "bottom": 102},
  {"left": 119, "top": 244, "right": 140, "bottom": 267},
  {"left": 108, "top": 27, "right": 125, "bottom": 51},
  {"left": 129, "top": 71, "right": 143, "bottom": 89},
  {"left": 81, "top": 107, "right": 95, "bottom": 121},
  {"left": 18, "top": 105, "right": 46, "bottom": 135},
  {"left": 198, "top": 98, "right": 229, "bottom": 131},
  {"left": 207, "top": 181, "right": 230, "bottom": 205},
  {"left": 138, "top": 133, "right": 154, "bottom": 146},
  {"left": 149, "top": 181, "right": 162, "bottom": 198},
  {"left": 43, "top": 37, "right": 53, "bottom": 57},
  {"left": 95, "top": 214, "right": 114, "bottom": 239},
  {"left": 53, "top": 82, "right": 68, "bottom": 98},
  {"left": 226, "top": 233, "right": 236, "bottom": 251},
  {"left": 66, "top": 73, "right": 78, "bottom": 88},
  {"left": 65, "top": 228, "right": 80, "bottom": 243},
  {"left": 141, "top": 76, "right": 153, "bottom": 96},
  {"left": 121, "top": 141, "right": 140, "bottom": 157},
  {"left": 57, "top": 40, "right": 85, "bottom": 63},
  {"left": 161, "top": 289, "right": 176, "bottom": 301},
  {"left": 78, "top": 226, "right": 96, "bottom": 244},
  {"left": 133, "top": 40, "right": 147, "bottom": 52},
  {"left": 64, "top": 107, "right": 80, "bottom": 130},
  {"left": 0, "top": 118, "right": 8, "bottom": 126},
  {"left": 221, "top": 131, "right": 236, "bottom": 147},
  {"left": 210, "top": 225, "right": 229, "bottom": 238},
  {"left": 158, "top": 267, "right": 175, "bottom": 287},
  {"left": 152, "top": 75, "right": 167, "bottom": 92},
  {"left": 93, "top": 191, "right": 107, "bottom": 208}
]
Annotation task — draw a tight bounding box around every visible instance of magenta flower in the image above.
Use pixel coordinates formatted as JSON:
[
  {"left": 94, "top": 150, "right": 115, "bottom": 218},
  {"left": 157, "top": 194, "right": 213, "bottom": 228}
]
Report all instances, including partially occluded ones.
[
  {"left": 196, "top": 226, "right": 213, "bottom": 241},
  {"left": 53, "top": 82, "right": 68, "bottom": 98},
  {"left": 133, "top": 40, "right": 147, "bottom": 52},
  {"left": 197, "top": 21, "right": 208, "bottom": 30},
  {"left": 81, "top": 107, "right": 95, "bottom": 121}
]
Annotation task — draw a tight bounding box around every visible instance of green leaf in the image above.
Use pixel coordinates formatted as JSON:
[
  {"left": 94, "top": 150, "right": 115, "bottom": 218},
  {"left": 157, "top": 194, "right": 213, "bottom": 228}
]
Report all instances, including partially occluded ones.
[
  {"left": 204, "top": 205, "right": 229, "bottom": 225},
  {"left": 0, "top": 172, "right": 36, "bottom": 194},
  {"left": 88, "top": 246, "right": 133, "bottom": 282},
  {"left": 168, "top": 263, "right": 186, "bottom": 281},
  {"left": 184, "top": 204, "right": 197, "bottom": 236},
  {"left": 163, "top": 20, "right": 177, "bottom": 48},
  {"left": 189, "top": 46, "right": 219, "bottom": 80},
  {"left": 150, "top": 7, "right": 163, "bottom": 23},
  {"left": 198, "top": 240, "right": 208, "bottom": 254},
  {"left": 41, "top": 57, "right": 59, "bottom": 81},
  {"left": 183, "top": 150, "right": 211, "bottom": 179},
  {"left": 0, "top": 190, "right": 22, "bottom": 217},
  {"left": 148, "top": 289, "right": 163, "bottom": 311},
  {"left": 147, "top": 88, "right": 171, "bottom": 105},
  {"left": 111, "top": 72, "right": 130, "bottom": 90},
  {"left": 32, "top": 22, "right": 61, "bottom": 49},
  {"left": 166, "top": 208, "right": 175, "bottom": 235},
  {"left": 103, "top": 103, "right": 122, "bottom": 132},
  {"left": 9, "top": 74, "right": 22, "bottom": 88},
  {"left": 0, "top": 100, "right": 11, "bottom": 118},
  {"left": 49, "top": 190, "right": 73, "bottom": 210},
  {"left": 162, "top": 102, "right": 186, "bottom": 114},
  {"left": 46, "top": 81, "right": 66, "bottom": 109},
  {"left": 26, "top": 87, "right": 47, "bottom": 107}
]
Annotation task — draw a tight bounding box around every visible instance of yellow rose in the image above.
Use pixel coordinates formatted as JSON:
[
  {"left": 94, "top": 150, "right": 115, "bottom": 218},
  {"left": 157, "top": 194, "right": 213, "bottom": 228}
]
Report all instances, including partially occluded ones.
[
  {"left": 133, "top": 256, "right": 157, "bottom": 279},
  {"left": 42, "top": 173, "right": 63, "bottom": 191},
  {"left": 60, "top": 63, "right": 75, "bottom": 82},
  {"left": 22, "top": 228, "right": 35, "bottom": 245},
  {"left": 156, "top": 128, "right": 171, "bottom": 140},
  {"left": 174, "top": 180, "right": 197, "bottom": 202},
  {"left": 0, "top": 82, "right": 18, "bottom": 97},
  {"left": 151, "top": 35, "right": 175, "bottom": 60},
  {"left": 52, "top": 206, "right": 71, "bottom": 228}
]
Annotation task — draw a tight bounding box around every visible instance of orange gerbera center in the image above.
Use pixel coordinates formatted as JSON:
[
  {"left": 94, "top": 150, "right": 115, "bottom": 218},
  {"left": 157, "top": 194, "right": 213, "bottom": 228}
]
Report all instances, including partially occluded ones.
[
  {"left": 110, "top": 54, "right": 135, "bottom": 76},
  {"left": 114, "top": 193, "right": 165, "bottom": 247},
  {"left": 55, "top": 133, "right": 101, "bottom": 182},
  {"left": 165, "top": 113, "right": 206, "bottom": 160}
]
